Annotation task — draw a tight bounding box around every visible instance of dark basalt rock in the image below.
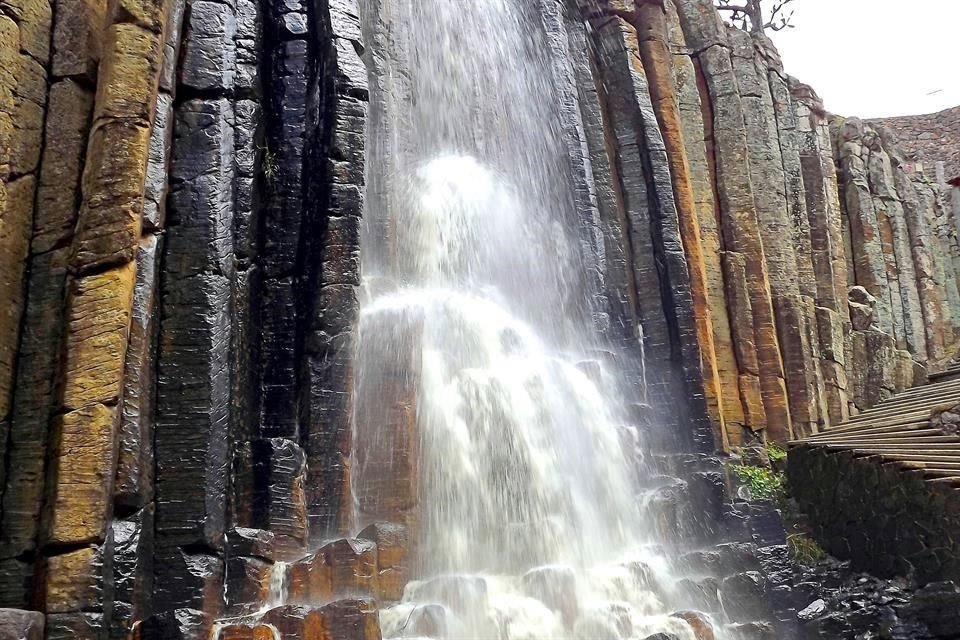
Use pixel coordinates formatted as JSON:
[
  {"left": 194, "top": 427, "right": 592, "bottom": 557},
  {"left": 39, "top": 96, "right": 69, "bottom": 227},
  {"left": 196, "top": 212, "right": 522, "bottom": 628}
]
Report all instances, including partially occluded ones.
[
  {"left": 46, "top": 613, "right": 103, "bottom": 640},
  {"left": 134, "top": 609, "right": 209, "bottom": 640},
  {"left": 720, "top": 571, "right": 769, "bottom": 622},
  {"left": 724, "top": 622, "right": 776, "bottom": 640},
  {"left": 0, "top": 609, "right": 44, "bottom": 640}
]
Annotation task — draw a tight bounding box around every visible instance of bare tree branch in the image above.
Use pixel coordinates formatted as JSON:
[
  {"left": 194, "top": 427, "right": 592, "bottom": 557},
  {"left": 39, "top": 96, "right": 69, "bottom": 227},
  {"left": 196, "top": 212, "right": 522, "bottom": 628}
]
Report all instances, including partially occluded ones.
[{"left": 714, "top": 0, "right": 797, "bottom": 34}]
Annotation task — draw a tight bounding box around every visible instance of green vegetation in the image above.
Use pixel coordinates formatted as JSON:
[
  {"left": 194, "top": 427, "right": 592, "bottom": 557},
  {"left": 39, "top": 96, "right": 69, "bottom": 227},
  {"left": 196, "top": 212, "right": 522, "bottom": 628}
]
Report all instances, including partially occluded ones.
[
  {"left": 766, "top": 443, "right": 787, "bottom": 464},
  {"left": 787, "top": 532, "right": 826, "bottom": 566},
  {"left": 732, "top": 463, "right": 785, "bottom": 500}
]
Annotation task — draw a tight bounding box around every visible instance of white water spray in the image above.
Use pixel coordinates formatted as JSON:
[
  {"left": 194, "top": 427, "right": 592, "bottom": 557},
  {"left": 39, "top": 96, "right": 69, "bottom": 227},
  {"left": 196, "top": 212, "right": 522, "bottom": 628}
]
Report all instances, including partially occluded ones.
[{"left": 353, "top": 0, "right": 705, "bottom": 638}]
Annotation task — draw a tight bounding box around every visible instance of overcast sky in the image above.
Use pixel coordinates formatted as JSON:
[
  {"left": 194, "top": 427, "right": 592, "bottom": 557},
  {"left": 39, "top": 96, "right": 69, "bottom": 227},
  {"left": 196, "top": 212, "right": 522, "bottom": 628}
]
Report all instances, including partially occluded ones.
[{"left": 768, "top": 0, "right": 960, "bottom": 118}]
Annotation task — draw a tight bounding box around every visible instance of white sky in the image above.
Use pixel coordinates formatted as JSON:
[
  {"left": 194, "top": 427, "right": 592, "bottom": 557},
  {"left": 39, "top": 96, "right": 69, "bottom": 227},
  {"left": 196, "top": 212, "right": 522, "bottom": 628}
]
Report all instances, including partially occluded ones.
[{"left": 768, "top": 0, "right": 960, "bottom": 118}]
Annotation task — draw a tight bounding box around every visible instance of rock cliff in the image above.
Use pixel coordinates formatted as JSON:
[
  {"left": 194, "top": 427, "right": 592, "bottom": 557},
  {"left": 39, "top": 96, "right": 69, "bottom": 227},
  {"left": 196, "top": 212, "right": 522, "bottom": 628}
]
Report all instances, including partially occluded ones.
[{"left": 0, "top": 0, "right": 957, "bottom": 636}]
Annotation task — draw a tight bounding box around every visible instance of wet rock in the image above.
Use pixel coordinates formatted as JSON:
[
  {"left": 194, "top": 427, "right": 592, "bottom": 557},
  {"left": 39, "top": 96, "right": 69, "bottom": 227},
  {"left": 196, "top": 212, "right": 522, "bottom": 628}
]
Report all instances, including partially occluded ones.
[
  {"left": 674, "top": 577, "right": 721, "bottom": 613},
  {"left": 523, "top": 565, "right": 579, "bottom": 627},
  {"left": 404, "top": 604, "right": 449, "bottom": 638},
  {"left": 225, "top": 555, "right": 271, "bottom": 615},
  {"left": 409, "top": 576, "right": 489, "bottom": 616},
  {"left": 287, "top": 538, "right": 377, "bottom": 604},
  {"left": 45, "top": 613, "right": 103, "bottom": 640},
  {"left": 214, "top": 622, "right": 276, "bottom": 640},
  {"left": 180, "top": 0, "right": 237, "bottom": 91},
  {"left": 724, "top": 622, "right": 776, "bottom": 640},
  {"left": 798, "top": 598, "right": 827, "bottom": 621},
  {"left": 0, "top": 609, "right": 44, "bottom": 640},
  {"left": 134, "top": 609, "right": 209, "bottom": 640},
  {"left": 358, "top": 522, "right": 408, "bottom": 602},
  {"left": 261, "top": 599, "right": 379, "bottom": 640},
  {"left": 719, "top": 572, "right": 768, "bottom": 622},
  {"left": 244, "top": 438, "right": 309, "bottom": 555},
  {"left": 111, "top": 510, "right": 154, "bottom": 640},
  {"left": 671, "top": 610, "right": 716, "bottom": 640},
  {"left": 226, "top": 528, "right": 276, "bottom": 562}
]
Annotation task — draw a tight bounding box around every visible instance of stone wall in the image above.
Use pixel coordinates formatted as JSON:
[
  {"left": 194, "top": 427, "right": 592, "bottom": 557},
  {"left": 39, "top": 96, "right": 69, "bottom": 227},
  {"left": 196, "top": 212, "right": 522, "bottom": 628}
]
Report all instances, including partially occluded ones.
[
  {"left": 0, "top": 0, "right": 959, "bottom": 635},
  {"left": 788, "top": 443, "right": 960, "bottom": 586},
  {"left": 869, "top": 105, "right": 960, "bottom": 184}
]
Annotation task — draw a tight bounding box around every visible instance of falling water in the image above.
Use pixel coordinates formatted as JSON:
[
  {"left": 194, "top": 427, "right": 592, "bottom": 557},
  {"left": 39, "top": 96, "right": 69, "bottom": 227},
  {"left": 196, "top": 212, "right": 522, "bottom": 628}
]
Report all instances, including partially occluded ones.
[{"left": 353, "top": 0, "right": 701, "bottom": 638}]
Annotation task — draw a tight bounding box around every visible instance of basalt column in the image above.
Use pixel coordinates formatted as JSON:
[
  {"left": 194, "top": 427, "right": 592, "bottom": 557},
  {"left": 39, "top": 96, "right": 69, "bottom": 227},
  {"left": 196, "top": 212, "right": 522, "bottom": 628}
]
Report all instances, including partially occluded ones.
[
  {"left": 672, "top": 0, "right": 792, "bottom": 442},
  {"left": 584, "top": 4, "right": 715, "bottom": 453}
]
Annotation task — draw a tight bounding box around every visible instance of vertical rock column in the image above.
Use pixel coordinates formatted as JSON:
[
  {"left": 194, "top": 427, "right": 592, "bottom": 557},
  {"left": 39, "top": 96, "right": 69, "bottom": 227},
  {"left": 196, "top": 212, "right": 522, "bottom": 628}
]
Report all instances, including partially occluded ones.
[
  {"left": 763, "top": 41, "right": 830, "bottom": 435},
  {"left": 108, "top": 0, "right": 188, "bottom": 634},
  {"left": 792, "top": 81, "right": 851, "bottom": 423},
  {"left": 303, "top": 0, "right": 369, "bottom": 535},
  {"left": 894, "top": 167, "right": 952, "bottom": 363},
  {"left": 0, "top": 0, "right": 56, "bottom": 606},
  {"left": 667, "top": 2, "right": 750, "bottom": 447},
  {"left": 37, "top": 0, "right": 170, "bottom": 634},
  {"left": 586, "top": 9, "right": 713, "bottom": 452},
  {"left": 632, "top": 0, "right": 726, "bottom": 450},
  {"left": 152, "top": 0, "right": 243, "bottom": 617},
  {"left": 673, "top": 0, "right": 791, "bottom": 442},
  {"left": 0, "top": 0, "right": 50, "bottom": 521},
  {"left": 538, "top": 0, "right": 609, "bottom": 331},
  {"left": 569, "top": 5, "right": 644, "bottom": 363},
  {"left": 729, "top": 28, "right": 819, "bottom": 439}
]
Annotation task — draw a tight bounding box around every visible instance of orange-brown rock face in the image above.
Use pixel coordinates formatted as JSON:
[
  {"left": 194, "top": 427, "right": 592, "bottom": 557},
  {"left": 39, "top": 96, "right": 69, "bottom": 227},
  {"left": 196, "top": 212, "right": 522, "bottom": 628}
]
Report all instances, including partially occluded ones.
[
  {"left": 286, "top": 538, "right": 378, "bottom": 605},
  {"left": 1, "top": 0, "right": 959, "bottom": 635}
]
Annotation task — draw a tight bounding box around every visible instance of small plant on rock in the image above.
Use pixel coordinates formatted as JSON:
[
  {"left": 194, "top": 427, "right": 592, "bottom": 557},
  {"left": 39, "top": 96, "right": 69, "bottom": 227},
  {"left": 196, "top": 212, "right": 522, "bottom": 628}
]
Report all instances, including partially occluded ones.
[
  {"left": 787, "top": 532, "right": 826, "bottom": 566},
  {"left": 260, "top": 144, "right": 279, "bottom": 185},
  {"left": 732, "top": 463, "right": 785, "bottom": 500}
]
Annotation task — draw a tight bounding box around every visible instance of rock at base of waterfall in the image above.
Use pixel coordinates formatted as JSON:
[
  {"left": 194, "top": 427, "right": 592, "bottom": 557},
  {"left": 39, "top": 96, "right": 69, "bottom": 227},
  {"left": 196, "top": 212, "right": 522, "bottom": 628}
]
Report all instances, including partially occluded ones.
[
  {"left": 723, "top": 622, "right": 777, "bottom": 640},
  {"left": 260, "top": 600, "right": 379, "bottom": 640},
  {"left": 797, "top": 598, "right": 827, "bottom": 621},
  {"left": 224, "top": 555, "right": 271, "bottom": 615},
  {"left": 674, "top": 577, "right": 722, "bottom": 613},
  {"left": 408, "top": 575, "right": 489, "bottom": 616},
  {"left": 522, "top": 565, "right": 579, "bottom": 628},
  {"left": 214, "top": 622, "right": 275, "bottom": 640},
  {"left": 719, "top": 572, "right": 769, "bottom": 622},
  {"left": 405, "top": 603, "right": 449, "bottom": 637},
  {"left": 132, "top": 609, "right": 209, "bottom": 640},
  {"left": 286, "top": 538, "right": 377, "bottom": 604},
  {"left": 358, "top": 522, "right": 409, "bottom": 602},
  {"left": 671, "top": 610, "right": 716, "bottom": 640}
]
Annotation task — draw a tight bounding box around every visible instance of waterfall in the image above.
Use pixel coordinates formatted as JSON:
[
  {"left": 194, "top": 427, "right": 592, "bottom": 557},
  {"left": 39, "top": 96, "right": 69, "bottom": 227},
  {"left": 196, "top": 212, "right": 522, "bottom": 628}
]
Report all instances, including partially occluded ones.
[{"left": 352, "top": 0, "right": 696, "bottom": 638}]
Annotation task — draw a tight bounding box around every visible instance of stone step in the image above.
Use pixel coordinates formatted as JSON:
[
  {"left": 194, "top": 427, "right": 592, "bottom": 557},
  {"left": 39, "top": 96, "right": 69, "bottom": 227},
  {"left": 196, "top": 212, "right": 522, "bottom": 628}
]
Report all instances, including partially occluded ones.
[
  {"left": 804, "top": 434, "right": 960, "bottom": 448},
  {"left": 807, "top": 417, "right": 933, "bottom": 441},
  {"left": 868, "top": 379, "right": 960, "bottom": 402},
  {"left": 855, "top": 452, "right": 960, "bottom": 464},
  {"left": 929, "top": 367, "right": 960, "bottom": 383},
  {"left": 844, "top": 406, "right": 935, "bottom": 426},
  {"left": 856, "top": 389, "right": 960, "bottom": 415},
  {"left": 809, "top": 417, "right": 930, "bottom": 437},
  {"left": 803, "top": 425, "right": 939, "bottom": 444},
  {"left": 860, "top": 387, "right": 960, "bottom": 414}
]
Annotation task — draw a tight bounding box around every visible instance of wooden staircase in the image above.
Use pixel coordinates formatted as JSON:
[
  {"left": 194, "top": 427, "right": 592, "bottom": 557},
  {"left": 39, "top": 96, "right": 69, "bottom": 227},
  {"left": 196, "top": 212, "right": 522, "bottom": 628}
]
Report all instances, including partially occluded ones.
[{"left": 792, "top": 364, "right": 960, "bottom": 480}]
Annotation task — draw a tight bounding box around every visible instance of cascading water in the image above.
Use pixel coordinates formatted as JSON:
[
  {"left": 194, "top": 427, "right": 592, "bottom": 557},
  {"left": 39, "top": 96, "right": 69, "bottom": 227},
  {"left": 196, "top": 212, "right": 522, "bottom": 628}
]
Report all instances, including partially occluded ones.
[{"left": 353, "top": 0, "right": 704, "bottom": 638}]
